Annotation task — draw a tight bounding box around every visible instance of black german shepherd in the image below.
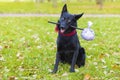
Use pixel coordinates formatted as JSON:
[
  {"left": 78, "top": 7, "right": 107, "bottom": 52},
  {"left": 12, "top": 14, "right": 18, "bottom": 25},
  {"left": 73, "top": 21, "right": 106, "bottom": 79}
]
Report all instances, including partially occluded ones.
[{"left": 52, "top": 4, "right": 86, "bottom": 73}]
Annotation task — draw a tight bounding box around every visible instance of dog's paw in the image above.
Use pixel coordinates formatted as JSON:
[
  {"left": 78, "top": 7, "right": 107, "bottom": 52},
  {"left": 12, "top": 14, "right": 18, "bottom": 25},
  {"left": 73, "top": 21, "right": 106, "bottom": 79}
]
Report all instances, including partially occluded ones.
[
  {"left": 51, "top": 70, "right": 57, "bottom": 74},
  {"left": 51, "top": 72, "right": 56, "bottom": 74},
  {"left": 69, "top": 69, "right": 75, "bottom": 72}
]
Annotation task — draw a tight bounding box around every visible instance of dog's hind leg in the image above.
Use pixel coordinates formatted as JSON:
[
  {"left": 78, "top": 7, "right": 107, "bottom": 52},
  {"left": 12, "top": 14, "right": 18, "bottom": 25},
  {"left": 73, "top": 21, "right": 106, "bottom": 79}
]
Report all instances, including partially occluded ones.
[{"left": 76, "top": 47, "right": 86, "bottom": 68}]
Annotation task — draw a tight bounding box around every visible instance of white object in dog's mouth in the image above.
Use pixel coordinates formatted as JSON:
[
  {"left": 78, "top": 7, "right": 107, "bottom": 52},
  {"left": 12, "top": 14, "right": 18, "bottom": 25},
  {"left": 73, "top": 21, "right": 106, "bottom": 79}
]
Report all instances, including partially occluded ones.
[{"left": 60, "top": 29, "right": 65, "bottom": 33}]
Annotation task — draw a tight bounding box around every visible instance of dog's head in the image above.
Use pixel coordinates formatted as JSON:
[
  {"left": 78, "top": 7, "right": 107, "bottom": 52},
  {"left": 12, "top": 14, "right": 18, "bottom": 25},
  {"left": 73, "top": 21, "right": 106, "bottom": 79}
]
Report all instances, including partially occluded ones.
[{"left": 58, "top": 4, "right": 84, "bottom": 34}]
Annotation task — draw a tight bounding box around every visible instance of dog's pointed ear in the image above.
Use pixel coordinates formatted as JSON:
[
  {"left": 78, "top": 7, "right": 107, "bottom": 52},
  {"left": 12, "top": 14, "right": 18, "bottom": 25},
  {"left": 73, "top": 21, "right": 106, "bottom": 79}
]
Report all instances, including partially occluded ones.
[
  {"left": 61, "top": 4, "right": 68, "bottom": 13},
  {"left": 74, "top": 13, "right": 84, "bottom": 20}
]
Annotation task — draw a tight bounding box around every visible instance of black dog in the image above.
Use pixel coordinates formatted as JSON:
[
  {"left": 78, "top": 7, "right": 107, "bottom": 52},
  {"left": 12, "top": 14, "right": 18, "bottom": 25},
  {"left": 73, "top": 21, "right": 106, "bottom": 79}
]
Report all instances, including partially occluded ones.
[{"left": 52, "top": 4, "right": 86, "bottom": 73}]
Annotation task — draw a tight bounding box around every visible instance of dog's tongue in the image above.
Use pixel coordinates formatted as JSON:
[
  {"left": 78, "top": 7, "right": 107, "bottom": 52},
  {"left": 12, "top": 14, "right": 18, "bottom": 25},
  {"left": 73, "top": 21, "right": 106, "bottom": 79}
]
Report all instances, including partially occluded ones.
[{"left": 60, "top": 29, "right": 65, "bottom": 33}]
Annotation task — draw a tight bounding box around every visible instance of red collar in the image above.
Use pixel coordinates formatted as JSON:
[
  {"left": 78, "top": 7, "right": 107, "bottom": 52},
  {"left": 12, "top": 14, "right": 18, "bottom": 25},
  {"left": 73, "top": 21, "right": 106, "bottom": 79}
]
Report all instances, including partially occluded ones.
[{"left": 55, "top": 26, "right": 76, "bottom": 37}]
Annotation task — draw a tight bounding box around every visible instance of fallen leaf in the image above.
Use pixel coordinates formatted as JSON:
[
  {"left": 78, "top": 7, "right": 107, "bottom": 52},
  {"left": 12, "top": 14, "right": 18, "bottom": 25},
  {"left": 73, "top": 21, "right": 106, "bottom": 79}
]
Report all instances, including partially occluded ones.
[
  {"left": 87, "top": 55, "right": 92, "bottom": 59},
  {"left": 4, "top": 45, "right": 10, "bottom": 49},
  {"left": 101, "top": 59, "right": 106, "bottom": 64},
  {"left": 47, "top": 32, "right": 50, "bottom": 35},
  {"left": 113, "top": 52, "right": 119, "bottom": 56},
  {"left": 112, "top": 64, "right": 120, "bottom": 70},
  {"left": 93, "top": 62, "right": 98, "bottom": 65},
  {"left": 110, "top": 70, "right": 114, "bottom": 73},
  {"left": 48, "top": 69, "right": 52, "bottom": 73},
  {"left": 84, "top": 74, "right": 91, "bottom": 80},
  {"left": 16, "top": 52, "right": 24, "bottom": 60},
  {"left": 35, "top": 37, "right": 40, "bottom": 42},
  {"left": 0, "top": 45, "right": 3, "bottom": 50},
  {"left": 0, "top": 74, "right": 2, "bottom": 80},
  {"left": 8, "top": 76, "right": 16, "bottom": 80},
  {"left": 18, "top": 66, "right": 24, "bottom": 72},
  {"left": 37, "top": 45, "right": 42, "bottom": 49},
  {"left": 105, "top": 53, "right": 110, "bottom": 57},
  {"left": 103, "top": 71, "right": 107, "bottom": 75},
  {"left": 99, "top": 54, "right": 105, "bottom": 59},
  {"left": 118, "top": 44, "right": 120, "bottom": 48},
  {"left": 32, "top": 34, "right": 39, "bottom": 39},
  {"left": 92, "top": 44, "right": 98, "bottom": 46},
  {"left": 53, "top": 45, "right": 56, "bottom": 50},
  {"left": 20, "top": 37, "right": 25, "bottom": 42},
  {"left": 4, "top": 67, "right": 10, "bottom": 73},
  {"left": 115, "top": 62, "right": 120, "bottom": 65},
  {"left": 75, "top": 69, "right": 79, "bottom": 72},
  {"left": 33, "top": 74, "right": 37, "bottom": 78},
  {"left": 62, "top": 72, "right": 68, "bottom": 76},
  {"left": 102, "top": 66, "right": 107, "bottom": 69},
  {"left": 0, "top": 54, "right": 5, "bottom": 61}
]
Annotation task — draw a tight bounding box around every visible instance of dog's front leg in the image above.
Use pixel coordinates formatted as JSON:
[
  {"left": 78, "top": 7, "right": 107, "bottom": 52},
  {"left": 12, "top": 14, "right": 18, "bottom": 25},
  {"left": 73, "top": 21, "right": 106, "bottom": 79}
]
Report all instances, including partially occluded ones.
[
  {"left": 52, "top": 52, "right": 60, "bottom": 73},
  {"left": 70, "top": 47, "right": 79, "bottom": 72}
]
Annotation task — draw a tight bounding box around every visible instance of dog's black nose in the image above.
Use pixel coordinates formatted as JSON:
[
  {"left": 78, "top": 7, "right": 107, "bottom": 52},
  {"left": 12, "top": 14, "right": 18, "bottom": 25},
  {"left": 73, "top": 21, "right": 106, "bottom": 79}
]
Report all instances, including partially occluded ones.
[{"left": 61, "top": 27, "right": 64, "bottom": 29}]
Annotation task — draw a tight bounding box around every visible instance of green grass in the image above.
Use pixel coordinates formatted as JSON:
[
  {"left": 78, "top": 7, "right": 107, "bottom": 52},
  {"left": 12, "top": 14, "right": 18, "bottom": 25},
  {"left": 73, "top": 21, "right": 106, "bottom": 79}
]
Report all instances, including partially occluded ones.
[
  {"left": 0, "top": 1, "right": 120, "bottom": 14},
  {"left": 0, "top": 17, "right": 120, "bottom": 80}
]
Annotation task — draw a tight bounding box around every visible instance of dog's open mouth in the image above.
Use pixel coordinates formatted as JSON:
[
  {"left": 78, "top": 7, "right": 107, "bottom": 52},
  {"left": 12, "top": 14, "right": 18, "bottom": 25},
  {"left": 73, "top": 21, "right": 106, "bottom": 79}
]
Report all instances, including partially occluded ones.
[{"left": 60, "top": 28, "right": 65, "bottom": 33}]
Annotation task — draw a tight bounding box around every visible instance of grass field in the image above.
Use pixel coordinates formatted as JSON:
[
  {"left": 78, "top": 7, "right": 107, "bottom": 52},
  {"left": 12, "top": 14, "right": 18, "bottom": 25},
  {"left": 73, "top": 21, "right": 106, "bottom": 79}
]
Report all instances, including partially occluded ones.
[
  {"left": 0, "top": 17, "right": 120, "bottom": 80},
  {"left": 0, "top": 1, "right": 120, "bottom": 14}
]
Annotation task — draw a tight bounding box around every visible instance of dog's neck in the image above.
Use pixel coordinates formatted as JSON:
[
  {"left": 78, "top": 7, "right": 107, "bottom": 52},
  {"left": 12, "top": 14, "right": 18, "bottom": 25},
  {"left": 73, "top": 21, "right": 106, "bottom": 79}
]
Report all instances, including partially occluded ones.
[{"left": 55, "top": 26, "right": 76, "bottom": 37}]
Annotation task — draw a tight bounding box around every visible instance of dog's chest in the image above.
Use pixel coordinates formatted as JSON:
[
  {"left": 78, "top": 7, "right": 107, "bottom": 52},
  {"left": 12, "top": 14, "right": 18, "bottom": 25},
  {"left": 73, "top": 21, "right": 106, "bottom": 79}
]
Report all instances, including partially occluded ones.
[
  {"left": 61, "top": 41, "right": 74, "bottom": 49},
  {"left": 57, "top": 35, "right": 78, "bottom": 52},
  {"left": 59, "top": 42, "right": 75, "bottom": 53}
]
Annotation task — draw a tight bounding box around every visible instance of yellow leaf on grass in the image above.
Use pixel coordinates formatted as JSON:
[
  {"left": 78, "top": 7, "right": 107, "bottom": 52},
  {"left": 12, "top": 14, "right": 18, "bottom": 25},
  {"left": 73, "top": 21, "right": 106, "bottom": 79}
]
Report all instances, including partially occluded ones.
[
  {"left": 0, "top": 45, "right": 3, "bottom": 50},
  {"left": 16, "top": 52, "right": 24, "bottom": 60},
  {"left": 112, "top": 64, "right": 120, "bottom": 70},
  {"left": 84, "top": 74, "right": 91, "bottom": 80},
  {"left": 8, "top": 76, "right": 16, "bottom": 80},
  {"left": 62, "top": 72, "right": 68, "bottom": 76},
  {"left": 0, "top": 54, "right": 4, "bottom": 61},
  {"left": 99, "top": 54, "right": 104, "bottom": 59},
  {"left": 0, "top": 74, "right": 2, "bottom": 80}
]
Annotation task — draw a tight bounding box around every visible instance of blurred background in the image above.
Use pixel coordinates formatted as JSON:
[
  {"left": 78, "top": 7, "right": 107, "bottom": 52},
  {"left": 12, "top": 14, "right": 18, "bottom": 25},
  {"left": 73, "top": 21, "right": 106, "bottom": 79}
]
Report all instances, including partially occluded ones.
[
  {"left": 0, "top": 0, "right": 120, "bottom": 80},
  {"left": 0, "top": 0, "right": 120, "bottom": 14}
]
